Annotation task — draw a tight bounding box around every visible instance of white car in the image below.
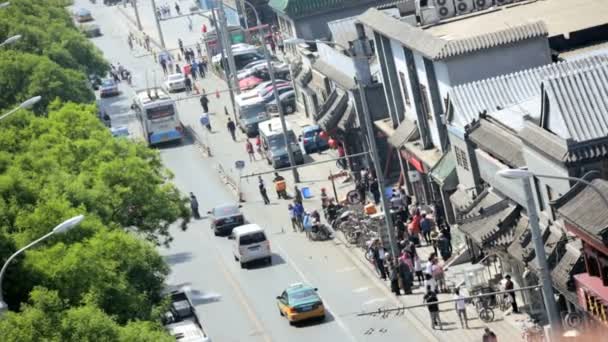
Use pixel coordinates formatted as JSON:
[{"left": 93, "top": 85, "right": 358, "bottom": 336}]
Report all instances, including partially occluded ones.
[{"left": 164, "top": 73, "right": 186, "bottom": 92}]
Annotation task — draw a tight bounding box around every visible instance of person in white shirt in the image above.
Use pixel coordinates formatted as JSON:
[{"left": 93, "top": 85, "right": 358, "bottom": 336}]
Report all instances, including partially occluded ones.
[{"left": 454, "top": 287, "right": 468, "bottom": 329}]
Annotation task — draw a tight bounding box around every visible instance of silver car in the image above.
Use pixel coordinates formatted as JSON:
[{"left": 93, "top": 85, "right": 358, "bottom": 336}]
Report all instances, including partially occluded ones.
[{"left": 164, "top": 73, "right": 186, "bottom": 92}]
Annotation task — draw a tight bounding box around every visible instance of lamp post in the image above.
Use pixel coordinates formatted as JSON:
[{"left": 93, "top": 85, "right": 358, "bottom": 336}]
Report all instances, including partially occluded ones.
[
  {"left": 497, "top": 169, "right": 571, "bottom": 340},
  {"left": 0, "top": 96, "right": 42, "bottom": 122},
  {"left": 241, "top": 0, "right": 300, "bottom": 182},
  {"left": 0, "top": 215, "right": 85, "bottom": 315},
  {"left": 0, "top": 34, "right": 21, "bottom": 48},
  {"left": 284, "top": 37, "right": 398, "bottom": 259}
]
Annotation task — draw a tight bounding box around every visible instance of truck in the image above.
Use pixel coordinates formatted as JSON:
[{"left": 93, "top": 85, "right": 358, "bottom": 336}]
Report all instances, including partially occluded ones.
[{"left": 162, "top": 290, "right": 211, "bottom": 342}]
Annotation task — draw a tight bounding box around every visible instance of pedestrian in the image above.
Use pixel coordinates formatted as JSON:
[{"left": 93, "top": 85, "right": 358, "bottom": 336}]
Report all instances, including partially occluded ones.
[
  {"left": 255, "top": 135, "right": 263, "bottom": 158},
  {"left": 355, "top": 179, "right": 366, "bottom": 204},
  {"left": 189, "top": 192, "right": 200, "bottom": 219},
  {"left": 175, "top": 63, "right": 181, "bottom": 74},
  {"left": 437, "top": 231, "right": 452, "bottom": 261},
  {"left": 371, "top": 240, "right": 387, "bottom": 280},
  {"left": 454, "top": 287, "right": 469, "bottom": 329},
  {"left": 398, "top": 253, "right": 413, "bottom": 294},
  {"left": 390, "top": 190, "right": 402, "bottom": 210},
  {"left": 337, "top": 143, "right": 346, "bottom": 168},
  {"left": 423, "top": 286, "right": 441, "bottom": 330},
  {"left": 199, "top": 111, "right": 211, "bottom": 131},
  {"left": 369, "top": 178, "right": 380, "bottom": 205},
  {"left": 294, "top": 185, "right": 303, "bottom": 204},
  {"left": 288, "top": 204, "right": 298, "bottom": 232},
  {"left": 420, "top": 213, "right": 433, "bottom": 246},
  {"left": 227, "top": 118, "right": 237, "bottom": 141},
  {"left": 504, "top": 275, "right": 519, "bottom": 313},
  {"left": 313, "top": 132, "right": 322, "bottom": 153},
  {"left": 258, "top": 176, "right": 270, "bottom": 205},
  {"left": 184, "top": 76, "right": 192, "bottom": 93},
  {"left": 389, "top": 261, "right": 400, "bottom": 296},
  {"left": 246, "top": 140, "right": 255, "bottom": 161},
  {"left": 482, "top": 328, "right": 497, "bottom": 342},
  {"left": 175, "top": 2, "right": 181, "bottom": 15},
  {"left": 200, "top": 92, "right": 209, "bottom": 112},
  {"left": 294, "top": 201, "right": 304, "bottom": 231},
  {"left": 160, "top": 59, "right": 168, "bottom": 75},
  {"left": 441, "top": 224, "right": 452, "bottom": 251},
  {"left": 202, "top": 57, "right": 208, "bottom": 73},
  {"left": 198, "top": 60, "right": 205, "bottom": 78},
  {"left": 191, "top": 62, "right": 198, "bottom": 80},
  {"left": 414, "top": 254, "right": 424, "bottom": 284},
  {"left": 178, "top": 38, "right": 184, "bottom": 55},
  {"left": 196, "top": 42, "right": 202, "bottom": 56}
]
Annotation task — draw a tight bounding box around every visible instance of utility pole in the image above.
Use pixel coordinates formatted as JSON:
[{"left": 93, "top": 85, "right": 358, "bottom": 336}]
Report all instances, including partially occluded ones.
[
  {"left": 357, "top": 77, "right": 397, "bottom": 259},
  {"left": 150, "top": 0, "right": 166, "bottom": 49},
  {"left": 132, "top": 0, "right": 143, "bottom": 31},
  {"left": 217, "top": 0, "right": 240, "bottom": 121}
]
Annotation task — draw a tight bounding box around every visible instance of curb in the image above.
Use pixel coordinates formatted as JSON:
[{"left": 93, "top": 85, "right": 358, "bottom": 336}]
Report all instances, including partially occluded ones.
[{"left": 333, "top": 232, "right": 440, "bottom": 342}]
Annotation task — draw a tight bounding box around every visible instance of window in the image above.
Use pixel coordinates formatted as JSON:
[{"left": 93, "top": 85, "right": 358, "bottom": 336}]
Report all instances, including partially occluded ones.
[
  {"left": 453, "top": 146, "right": 469, "bottom": 171},
  {"left": 419, "top": 83, "right": 432, "bottom": 120},
  {"left": 398, "top": 72, "right": 411, "bottom": 105}
]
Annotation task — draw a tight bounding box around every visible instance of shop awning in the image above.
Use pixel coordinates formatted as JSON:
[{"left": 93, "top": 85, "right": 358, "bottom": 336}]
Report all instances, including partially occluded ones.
[
  {"left": 458, "top": 189, "right": 519, "bottom": 248},
  {"left": 318, "top": 90, "right": 349, "bottom": 132},
  {"left": 388, "top": 118, "right": 418, "bottom": 148},
  {"left": 337, "top": 101, "right": 357, "bottom": 132},
  {"left": 430, "top": 152, "right": 457, "bottom": 191},
  {"left": 401, "top": 141, "right": 443, "bottom": 173}
]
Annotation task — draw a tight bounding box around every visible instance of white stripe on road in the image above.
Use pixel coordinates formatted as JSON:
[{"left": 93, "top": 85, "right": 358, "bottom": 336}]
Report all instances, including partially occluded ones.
[
  {"left": 275, "top": 244, "right": 359, "bottom": 342},
  {"left": 352, "top": 286, "right": 371, "bottom": 293}
]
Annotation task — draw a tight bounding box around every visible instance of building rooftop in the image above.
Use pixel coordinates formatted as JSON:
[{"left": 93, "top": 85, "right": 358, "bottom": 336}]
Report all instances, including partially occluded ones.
[
  {"left": 269, "top": 0, "right": 402, "bottom": 18},
  {"left": 359, "top": 0, "right": 608, "bottom": 60},
  {"left": 468, "top": 118, "right": 526, "bottom": 168}
]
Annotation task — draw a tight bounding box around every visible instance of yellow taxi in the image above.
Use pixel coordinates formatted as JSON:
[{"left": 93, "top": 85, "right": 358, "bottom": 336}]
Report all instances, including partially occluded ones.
[{"left": 276, "top": 283, "right": 325, "bottom": 324}]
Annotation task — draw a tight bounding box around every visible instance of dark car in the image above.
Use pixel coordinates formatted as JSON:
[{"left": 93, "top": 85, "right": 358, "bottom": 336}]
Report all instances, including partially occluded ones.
[
  {"left": 80, "top": 24, "right": 102, "bottom": 38},
  {"left": 99, "top": 79, "right": 119, "bottom": 98},
  {"left": 238, "top": 105, "right": 270, "bottom": 137},
  {"left": 208, "top": 203, "right": 244, "bottom": 236},
  {"left": 300, "top": 125, "right": 329, "bottom": 153},
  {"left": 265, "top": 90, "right": 296, "bottom": 115}
]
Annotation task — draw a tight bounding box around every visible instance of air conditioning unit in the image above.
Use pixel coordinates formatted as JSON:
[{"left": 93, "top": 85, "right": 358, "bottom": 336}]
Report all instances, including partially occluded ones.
[
  {"left": 454, "top": 0, "right": 474, "bottom": 15},
  {"left": 473, "top": 0, "right": 494, "bottom": 11},
  {"left": 495, "top": 0, "right": 513, "bottom": 5},
  {"left": 433, "top": 0, "right": 456, "bottom": 19},
  {"left": 419, "top": 7, "right": 441, "bottom": 25}
]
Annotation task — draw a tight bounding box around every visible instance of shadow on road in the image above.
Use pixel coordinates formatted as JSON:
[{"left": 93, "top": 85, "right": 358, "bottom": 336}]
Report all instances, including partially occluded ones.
[
  {"left": 245, "top": 253, "right": 286, "bottom": 270},
  {"left": 163, "top": 252, "right": 194, "bottom": 265},
  {"left": 188, "top": 288, "right": 222, "bottom": 306},
  {"left": 292, "top": 310, "right": 335, "bottom": 328}
]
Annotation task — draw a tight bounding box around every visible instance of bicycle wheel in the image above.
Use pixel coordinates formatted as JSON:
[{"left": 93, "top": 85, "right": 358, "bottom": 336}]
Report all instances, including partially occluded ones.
[{"left": 479, "top": 308, "right": 495, "bottom": 323}]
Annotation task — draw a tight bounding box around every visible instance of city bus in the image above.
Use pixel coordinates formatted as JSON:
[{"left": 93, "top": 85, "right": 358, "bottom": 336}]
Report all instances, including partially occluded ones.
[{"left": 131, "top": 87, "right": 184, "bottom": 145}]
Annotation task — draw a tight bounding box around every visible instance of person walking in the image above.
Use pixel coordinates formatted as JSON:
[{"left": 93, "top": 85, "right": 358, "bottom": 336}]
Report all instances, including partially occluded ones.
[
  {"left": 294, "top": 201, "right": 304, "bottom": 231},
  {"left": 294, "top": 185, "right": 303, "bottom": 204},
  {"left": 258, "top": 176, "right": 270, "bottom": 205},
  {"left": 369, "top": 178, "right": 380, "bottom": 205},
  {"left": 189, "top": 192, "right": 200, "bottom": 219},
  {"left": 246, "top": 140, "right": 255, "bottom": 161},
  {"left": 356, "top": 179, "right": 366, "bottom": 204},
  {"left": 420, "top": 213, "right": 433, "bottom": 246},
  {"left": 200, "top": 92, "right": 209, "bottom": 112},
  {"left": 424, "top": 286, "right": 441, "bottom": 330},
  {"left": 454, "top": 288, "right": 469, "bottom": 329},
  {"left": 175, "top": 63, "right": 181, "bottom": 74},
  {"left": 255, "top": 135, "right": 263, "bottom": 158},
  {"left": 198, "top": 60, "right": 205, "bottom": 78},
  {"left": 184, "top": 76, "right": 192, "bottom": 94},
  {"left": 160, "top": 58, "right": 168, "bottom": 75},
  {"left": 288, "top": 204, "right": 298, "bottom": 232},
  {"left": 504, "top": 275, "right": 519, "bottom": 313},
  {"left": 178, "top": 38, "right": 184, "bottom": 55},
  {"left": 191, "top": 62, "right": 198, "bottom": 81},
  {"left": 398, "top": 253, "right": 413, "bottom": 294},
  {"left": 175, "top": 2, "right": 181, "bottom": 15},
  {"left": 389, "top": 261, "right": 401, "bottom": 296},
  {"left": 227, "top": 118, "right": 237, "bottom": 141},
  {"left": 482, "top": 328, "right": 497, "bottom": 342}
]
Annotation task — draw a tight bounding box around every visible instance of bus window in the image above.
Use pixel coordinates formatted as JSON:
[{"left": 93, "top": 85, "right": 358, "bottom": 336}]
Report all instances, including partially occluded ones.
[{"left": 146, "top": 105, "right": 175, "bottom": 120}]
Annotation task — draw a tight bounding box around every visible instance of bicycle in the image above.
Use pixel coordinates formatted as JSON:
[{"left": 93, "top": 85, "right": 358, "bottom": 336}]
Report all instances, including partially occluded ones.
[{"left": 473, "top": 295, "right": 495, "bottom": 323}]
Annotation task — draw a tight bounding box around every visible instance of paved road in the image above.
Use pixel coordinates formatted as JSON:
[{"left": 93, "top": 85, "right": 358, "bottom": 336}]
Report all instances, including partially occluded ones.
[{"left": 76, "top": 1, "right": 433, "bottom": 341}]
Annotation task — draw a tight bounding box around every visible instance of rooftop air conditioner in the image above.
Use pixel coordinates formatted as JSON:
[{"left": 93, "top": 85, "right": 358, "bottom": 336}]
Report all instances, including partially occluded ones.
[
  {"left": 454, "top": 0, "right": 474, "bottom": 15},
  {"left": 474, "top": 0, "right": 494, "bottom": 11},
  {"left": 433, "top": 0, "right": 456, "bottom": 19}
]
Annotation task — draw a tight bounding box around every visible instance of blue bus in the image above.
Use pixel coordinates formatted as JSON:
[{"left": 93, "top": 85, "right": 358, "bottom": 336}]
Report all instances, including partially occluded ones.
[{"left": 132, "top": 88, "right": 183, "bottom": 145}]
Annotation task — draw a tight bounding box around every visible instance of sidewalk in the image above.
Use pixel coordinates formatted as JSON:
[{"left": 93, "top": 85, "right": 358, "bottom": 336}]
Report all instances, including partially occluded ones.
[{"left": 116, "top": 4, "right": 526, "bottom": 341}]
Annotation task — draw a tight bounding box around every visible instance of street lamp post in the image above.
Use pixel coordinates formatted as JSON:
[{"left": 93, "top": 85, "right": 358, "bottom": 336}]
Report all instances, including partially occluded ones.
[
  {"left": 0, "top": 215, "right": 85, "bottom": 315},
  {"left": 241, "top": 0, "right": 300, "bottom": 183},
  {"left": 497, "top": 169, "right": 581, "bottom": 340},
  {"left": 0, "top": 34, "right": 21, "bottom": 48},
  {"left": 0, "top": 96, "right": 42, "bottom": 122},
  {"left": 284, "top": 37, "right": 398, "bottom": 258}
]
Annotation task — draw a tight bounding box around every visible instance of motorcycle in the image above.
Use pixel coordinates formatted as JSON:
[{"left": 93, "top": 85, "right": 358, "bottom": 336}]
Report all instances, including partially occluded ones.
[{"left": 309, "top": 223, "right": 332, "bottom": 241}]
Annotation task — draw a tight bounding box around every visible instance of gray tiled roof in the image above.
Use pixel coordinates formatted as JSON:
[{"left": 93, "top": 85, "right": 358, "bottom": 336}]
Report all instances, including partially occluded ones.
[
  {"left": 317, "top": 89, "right": 349, "bottom": 132},
  {"left": 518, "top": 121, "right": 569, "bottom": 162},
  {"left": 542, "top": 63, "right": 608, "bottom": 142},
  {"left": 312, "top": 59, "right": 356, "bottom": 90},
  {"left": 551, "top": 241, "right": 583, "bottom": 307},
  {"left": 468, "top": 118, "right": 525, "bottom": 167},
  {"left": 357, "top": 8, "right": 547, "bottom": 61},
  {"left": 449, "top": 55, "right": 608, "bottom": 130},
  {"left": 557, "top": 178, "right": 608, "bottom": 240},
  {"left": 508, "top": 220, "right": 563, "bottom": 271},
  {"left": 388, "top": 117, "right": 417, "bottom": 148}
]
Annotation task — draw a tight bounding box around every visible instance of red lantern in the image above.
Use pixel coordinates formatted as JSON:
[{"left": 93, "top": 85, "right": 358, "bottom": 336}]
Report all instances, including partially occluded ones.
[
  {"left": 328, "top": 138, "right": 337, "bottom": 149},
  {"left": 319, "top": 131, "right": 329, "bottom": 140}
]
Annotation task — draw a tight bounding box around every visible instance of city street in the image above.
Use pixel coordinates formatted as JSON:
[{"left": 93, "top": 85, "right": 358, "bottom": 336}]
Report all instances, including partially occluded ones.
[{"left": 78, "top": 1, "right": 434, "bottom": 341}]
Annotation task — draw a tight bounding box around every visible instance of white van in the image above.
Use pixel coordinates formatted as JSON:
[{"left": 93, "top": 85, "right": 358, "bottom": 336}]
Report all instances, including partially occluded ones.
[{"left": 232, "top": 224, "right": 271, "bottom": 268}]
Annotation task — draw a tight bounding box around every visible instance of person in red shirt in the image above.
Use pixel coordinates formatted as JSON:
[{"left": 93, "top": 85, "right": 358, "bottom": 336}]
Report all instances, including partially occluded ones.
[{"left": 246, "top": 140, "right": 255, "bottom": 161}]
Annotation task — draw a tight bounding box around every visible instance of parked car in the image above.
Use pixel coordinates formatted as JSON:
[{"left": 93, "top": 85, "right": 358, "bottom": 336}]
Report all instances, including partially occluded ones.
[
  {"left": 88, "top": 74, "right": 102, "bottom": 90},
  {"left": 79, "top": 24, "right": 101, "bottom": 38},
  {"left": 164, "top": 73, "right": 186, "bottom": 92},
  {"left": 265, "top": 90, "right": 296, "bottom": 115},
  {"left": 300, "top": 125, "right": 329, "bottom": 153},
  {"left": 208, "top": 203, "right": 244, "bottom": 236},
  {"left": 277, "top": 283, "right": 325, "bottom": 324},
  {"left": 236, "top": 80, "right": 288, "bottom": 102},
  {"left": 236, "top": 84, "right": 293, "bottom": 108},
  {"left": 74, "top": 8, "right": 93, "bottom": 22},
  {"left": 99, "top": 79, "right": 119, "bottom": 98},
  {"left": 239, "top": 75, "right": 264, "bottom": 91},
  {"left": 237, "top": 104, "right": 270, "bottom": 137}
]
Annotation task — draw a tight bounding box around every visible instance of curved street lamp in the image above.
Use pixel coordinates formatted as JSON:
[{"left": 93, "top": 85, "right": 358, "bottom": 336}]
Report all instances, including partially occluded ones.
[
  {"left": 0, "top": 34, "right": 21, "bottom": 48},
  {"left": 0, "top": 215, "right": 85, "bottom": 315},
  {"left": 0, "top": 95, "right": 42, "bottom": 122}
]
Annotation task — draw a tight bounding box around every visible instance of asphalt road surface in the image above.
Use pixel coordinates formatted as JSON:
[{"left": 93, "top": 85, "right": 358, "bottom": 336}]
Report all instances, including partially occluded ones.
[{"left": 77, "top": 1, "right": 432, "bottom": 340}]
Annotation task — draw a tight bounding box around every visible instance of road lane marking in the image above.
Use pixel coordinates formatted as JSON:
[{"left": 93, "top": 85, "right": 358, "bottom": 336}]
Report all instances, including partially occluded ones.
[
  {"left": 352, "top": 286, "right": 371, "bottom": 293},
  {"left": 275, "top": 244, "right": 359, "bottom": 342},
  {"left": 336, "top": 266, "right": 356, "bottom": 273},
  {"left": 362, "top": 298, "right": 387, "bottom": 306}
]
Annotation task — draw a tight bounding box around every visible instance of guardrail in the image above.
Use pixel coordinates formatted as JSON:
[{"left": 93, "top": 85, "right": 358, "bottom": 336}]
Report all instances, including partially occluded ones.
[{"left": 216, "top": 163, "right": 245, "bottom": 202}]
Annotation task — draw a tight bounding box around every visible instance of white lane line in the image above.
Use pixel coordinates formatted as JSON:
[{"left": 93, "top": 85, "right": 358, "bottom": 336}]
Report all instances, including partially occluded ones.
[
  {"left": 275, "top": 244, "right": 359, "bottom": 342},
  {"left": 352, "top": 286, "right": 371, "bottom": 293},
  {"left": 362, "top": 298, "right": 387, "bottom": 306},
  {"left": 336, "top": 266, "right": 356, "bottom": 273}
]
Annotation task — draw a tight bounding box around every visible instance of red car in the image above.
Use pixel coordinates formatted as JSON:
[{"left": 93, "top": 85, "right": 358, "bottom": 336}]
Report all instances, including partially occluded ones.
[{"left": 239, "top": 76, "right": 264, "bottom": 91}]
